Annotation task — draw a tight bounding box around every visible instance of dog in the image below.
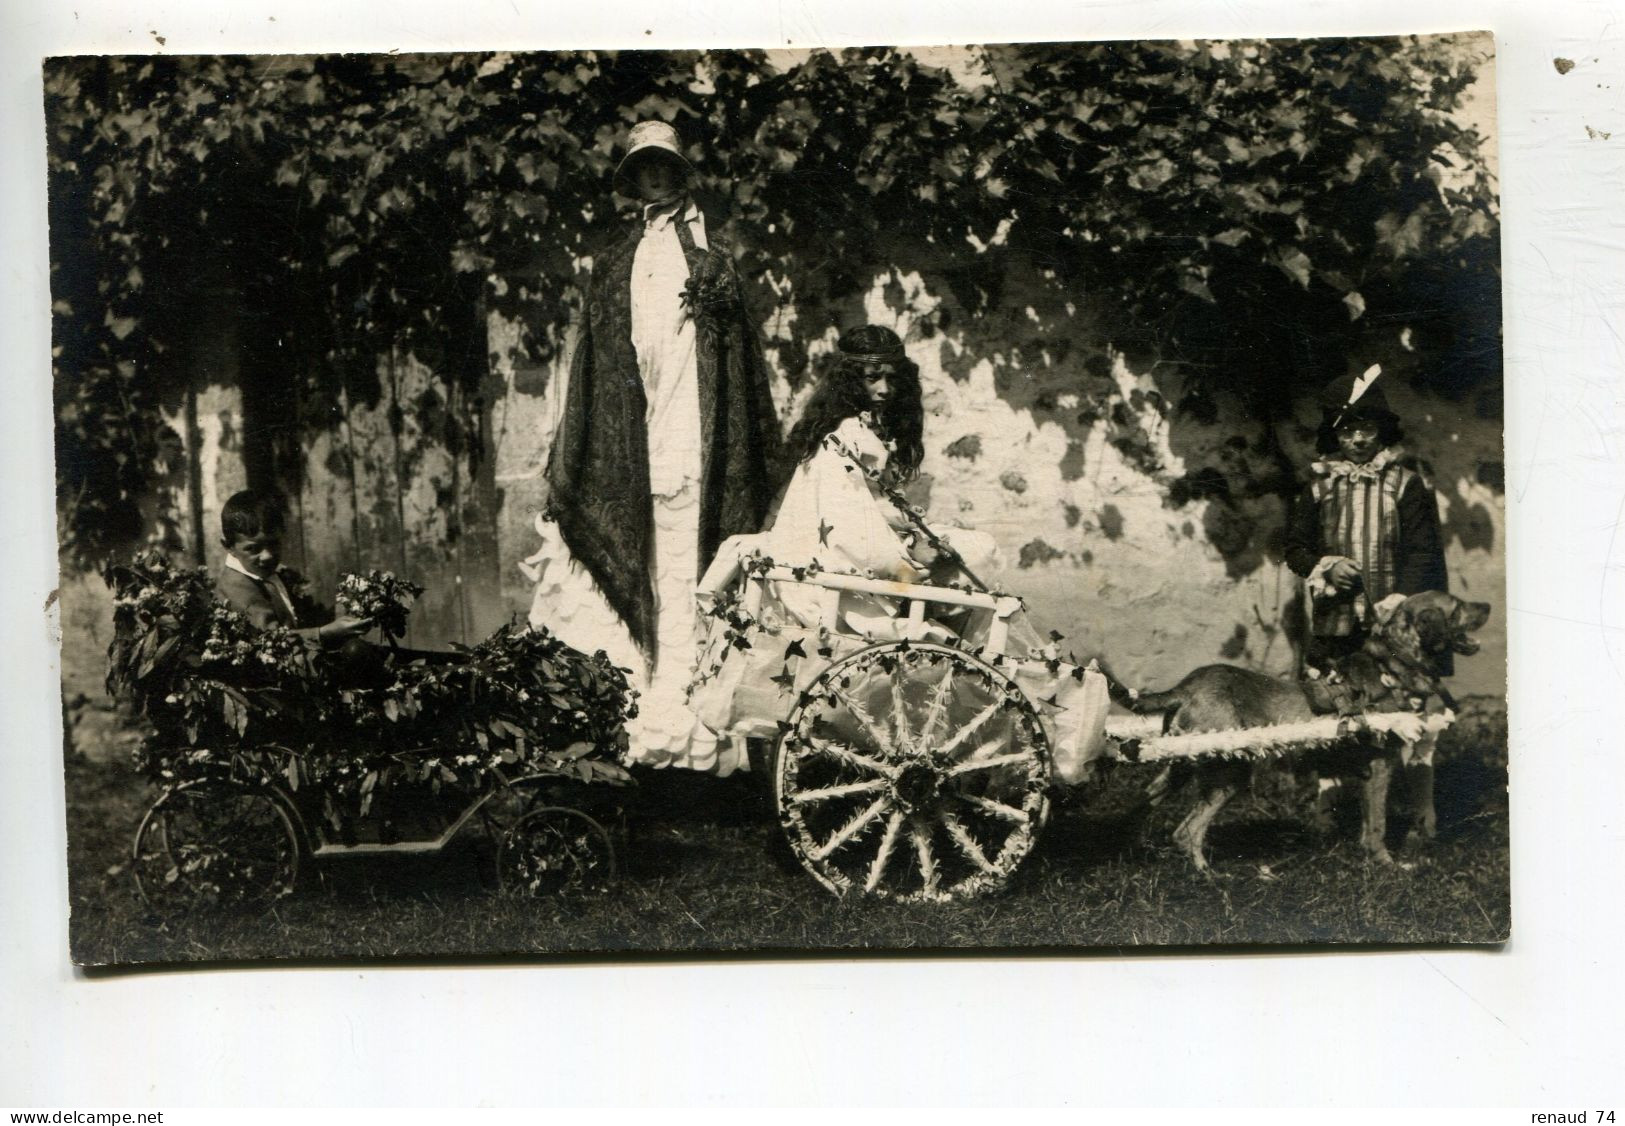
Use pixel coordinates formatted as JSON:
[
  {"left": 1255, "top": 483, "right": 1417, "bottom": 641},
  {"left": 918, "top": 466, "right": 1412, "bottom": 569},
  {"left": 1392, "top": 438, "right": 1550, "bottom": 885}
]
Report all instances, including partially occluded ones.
[
  {"left": 1357, "top": 589, "right": 1491, "bottom": 840},
  {"left": 1378, "top": 589, "right": 1491, "bottom": 690},
  {"left": 1108, "top": 591, "right": 1490, "bottom": 871}
]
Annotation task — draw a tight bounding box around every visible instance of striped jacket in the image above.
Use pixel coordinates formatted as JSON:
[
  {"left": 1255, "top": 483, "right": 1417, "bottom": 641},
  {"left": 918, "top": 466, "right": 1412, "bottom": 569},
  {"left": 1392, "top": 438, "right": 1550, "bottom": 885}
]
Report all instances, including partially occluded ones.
[{"left": 1283, "top": 450, "right": 1448, "bottom": 641}]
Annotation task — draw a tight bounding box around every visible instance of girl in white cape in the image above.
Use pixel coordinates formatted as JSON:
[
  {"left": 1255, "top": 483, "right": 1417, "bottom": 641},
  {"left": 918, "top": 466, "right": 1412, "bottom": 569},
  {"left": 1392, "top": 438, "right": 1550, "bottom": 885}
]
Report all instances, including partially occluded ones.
[{"left": 694, "top": 326, "right": 1108, "bottom": 782}]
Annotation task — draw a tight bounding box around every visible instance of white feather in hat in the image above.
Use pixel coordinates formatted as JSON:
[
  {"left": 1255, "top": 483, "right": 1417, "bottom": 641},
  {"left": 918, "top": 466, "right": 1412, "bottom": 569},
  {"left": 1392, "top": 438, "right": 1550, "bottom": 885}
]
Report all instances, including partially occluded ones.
[
  {"left": 1331, "top": 363, "right": 1383, "bottom": 429},
  {"left": 1347, "top": 363, "right": 1383, "bottom": 407}
]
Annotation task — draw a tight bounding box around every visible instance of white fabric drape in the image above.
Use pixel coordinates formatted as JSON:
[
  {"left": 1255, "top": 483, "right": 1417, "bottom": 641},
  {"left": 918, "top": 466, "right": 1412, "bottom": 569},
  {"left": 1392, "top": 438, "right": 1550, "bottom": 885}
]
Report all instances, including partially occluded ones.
[
  {"left": 521, "top": 198, "right": 744, "bottom": 775},
  {"left": 632, "top": 200, "right": 706, "bottom": 499}
]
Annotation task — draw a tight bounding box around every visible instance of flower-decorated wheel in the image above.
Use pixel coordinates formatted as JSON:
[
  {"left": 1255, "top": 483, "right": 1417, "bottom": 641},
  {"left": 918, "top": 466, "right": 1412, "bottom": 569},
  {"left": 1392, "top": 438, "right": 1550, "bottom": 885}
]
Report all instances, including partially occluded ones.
[
  {"left": 131, "top": 780, "right": 302, "bottom": 911},
  {"left": 775, "top": 642, "right": 1051, "bottom": 902},
  {"left": 496, "top": 806, "right": 616, "bottom": 897}
]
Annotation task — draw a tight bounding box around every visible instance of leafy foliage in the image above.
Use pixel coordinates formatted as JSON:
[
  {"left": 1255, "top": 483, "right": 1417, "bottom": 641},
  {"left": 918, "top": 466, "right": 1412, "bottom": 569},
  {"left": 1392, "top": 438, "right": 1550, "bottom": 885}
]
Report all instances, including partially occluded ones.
[
  {"left": 47, "top": 39, "right": 1497, "bottom": 560},
  {"left": 104, "top": 551, "right": 635, "bottom": 831}
]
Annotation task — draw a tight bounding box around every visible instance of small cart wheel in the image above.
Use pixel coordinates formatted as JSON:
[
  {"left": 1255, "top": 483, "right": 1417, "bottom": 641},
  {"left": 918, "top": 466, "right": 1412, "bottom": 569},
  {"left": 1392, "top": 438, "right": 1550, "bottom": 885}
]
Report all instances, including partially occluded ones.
[
  {"left": 497, "top": 806, "right": 616, "bottom": 897},
  {"left": 132, "top": 779, "right": 301, "bottom": 911},
  {"left": 776, "top": 641, "right": 1050, "bottom": 902}
]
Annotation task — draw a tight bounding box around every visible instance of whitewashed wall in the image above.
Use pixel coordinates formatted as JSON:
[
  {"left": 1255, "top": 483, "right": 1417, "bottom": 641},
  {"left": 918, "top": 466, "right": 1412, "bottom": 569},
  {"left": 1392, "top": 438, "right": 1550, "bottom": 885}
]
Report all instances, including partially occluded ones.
[
  {"left": 490, "top": 277, "right": 1506, "bottom": 699},
  {"left": 56, "top": 272, "right": 1505, "bottom": 763}
]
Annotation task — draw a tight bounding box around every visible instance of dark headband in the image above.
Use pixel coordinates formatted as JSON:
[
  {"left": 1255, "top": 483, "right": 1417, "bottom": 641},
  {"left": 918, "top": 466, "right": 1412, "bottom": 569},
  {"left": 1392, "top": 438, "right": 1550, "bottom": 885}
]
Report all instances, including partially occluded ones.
[{"left": 840, "top": 349, "right": 906, "bottom": 366}]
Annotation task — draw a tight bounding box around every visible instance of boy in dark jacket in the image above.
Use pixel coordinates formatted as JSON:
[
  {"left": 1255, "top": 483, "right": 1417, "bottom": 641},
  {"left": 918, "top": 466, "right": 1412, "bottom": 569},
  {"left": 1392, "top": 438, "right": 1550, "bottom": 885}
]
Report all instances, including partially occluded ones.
[{"left": 216, "top": 490, "right": 372, "bottom": 648}]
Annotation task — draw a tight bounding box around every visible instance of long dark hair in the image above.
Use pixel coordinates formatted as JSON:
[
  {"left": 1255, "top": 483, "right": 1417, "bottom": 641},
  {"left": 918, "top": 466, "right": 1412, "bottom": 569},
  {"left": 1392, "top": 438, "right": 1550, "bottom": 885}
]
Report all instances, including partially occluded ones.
[{"left": 785, "top": 325, "right": 924, "bottom": 481}]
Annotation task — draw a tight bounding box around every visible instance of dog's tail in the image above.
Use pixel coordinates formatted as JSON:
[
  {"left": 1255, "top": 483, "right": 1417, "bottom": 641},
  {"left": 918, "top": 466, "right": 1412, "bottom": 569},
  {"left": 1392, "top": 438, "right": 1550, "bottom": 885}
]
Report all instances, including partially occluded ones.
[
  {"left": 1092, "top": 660, "right": 1181, "bottom": 715},
  {"left": 1127, "top": 688, "right": 1183, "bottom": 715}
]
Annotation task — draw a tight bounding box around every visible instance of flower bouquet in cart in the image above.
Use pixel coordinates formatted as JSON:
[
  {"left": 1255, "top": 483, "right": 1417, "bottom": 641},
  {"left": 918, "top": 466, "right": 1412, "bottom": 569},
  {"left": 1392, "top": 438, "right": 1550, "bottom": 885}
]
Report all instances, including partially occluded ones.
[{"left": 335, "top": 569, "right": 423, "bottom": 641}]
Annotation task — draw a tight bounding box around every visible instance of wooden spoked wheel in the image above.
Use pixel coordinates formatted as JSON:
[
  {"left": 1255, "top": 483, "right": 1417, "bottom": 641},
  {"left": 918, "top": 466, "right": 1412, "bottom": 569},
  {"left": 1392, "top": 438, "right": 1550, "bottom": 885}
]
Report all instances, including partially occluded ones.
[
  {"left": 775, "top": 642, "right": 1050, "bottom": 902},
  {"left": 496, "top": 806, "right": 616, "bottom": 897},
  {"left": 131, "top": 780, "right": 301, "bottom": 910}
]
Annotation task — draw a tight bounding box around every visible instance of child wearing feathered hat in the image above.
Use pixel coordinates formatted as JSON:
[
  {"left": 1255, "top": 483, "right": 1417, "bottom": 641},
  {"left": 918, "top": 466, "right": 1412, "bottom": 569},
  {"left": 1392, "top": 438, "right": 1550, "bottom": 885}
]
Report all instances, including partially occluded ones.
[
  {"left": 1285, "top": 364, "right": 1449, "bottom": 666},
  {"left": 1284, "top": 364, "right": 1452, "bottom": 838}
]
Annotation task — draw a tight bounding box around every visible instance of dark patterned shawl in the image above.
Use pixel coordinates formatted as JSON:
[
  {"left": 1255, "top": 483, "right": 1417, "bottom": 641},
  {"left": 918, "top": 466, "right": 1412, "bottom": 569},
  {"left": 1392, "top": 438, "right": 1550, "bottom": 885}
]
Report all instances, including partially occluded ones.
[{"left": 544, "top": 214, "right": 781, "bottom": 659}]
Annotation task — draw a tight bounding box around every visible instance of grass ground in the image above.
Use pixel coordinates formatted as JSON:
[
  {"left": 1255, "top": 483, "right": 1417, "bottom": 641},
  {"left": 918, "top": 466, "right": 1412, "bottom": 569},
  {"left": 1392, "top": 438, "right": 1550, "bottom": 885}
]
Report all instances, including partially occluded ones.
[{"left": 64, "top": 699, "right": 1509, "bottom": 966}]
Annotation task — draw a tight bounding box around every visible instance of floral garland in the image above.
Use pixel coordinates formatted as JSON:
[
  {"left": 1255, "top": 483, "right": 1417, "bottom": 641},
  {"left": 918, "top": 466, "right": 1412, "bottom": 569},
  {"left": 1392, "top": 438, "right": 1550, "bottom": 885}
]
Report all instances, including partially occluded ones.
[
  {"left": 107, "top": 551, "right": 316, "bottom": 699},
  {"left": 105, "top": 551, "right": 635, "bottom": 833},
  {"left": 1103, "top": 710, "right": 1456, "bottom": 764},
  {"left": 688, "top": 554, "right": 846, "bottom": 699},
  {"left": 820, "top": 419, "right": 1016, "bottom": 600},
  {"left": 690, "top": 545, "right": 1091, "bottom": 723}
]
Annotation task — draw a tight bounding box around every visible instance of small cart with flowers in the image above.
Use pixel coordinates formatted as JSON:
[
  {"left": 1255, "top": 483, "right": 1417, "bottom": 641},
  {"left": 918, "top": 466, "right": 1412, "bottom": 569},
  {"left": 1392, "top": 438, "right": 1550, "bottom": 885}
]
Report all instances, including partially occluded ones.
[{"left": 106, "top": 553, "right": 637, "bottom": 910}]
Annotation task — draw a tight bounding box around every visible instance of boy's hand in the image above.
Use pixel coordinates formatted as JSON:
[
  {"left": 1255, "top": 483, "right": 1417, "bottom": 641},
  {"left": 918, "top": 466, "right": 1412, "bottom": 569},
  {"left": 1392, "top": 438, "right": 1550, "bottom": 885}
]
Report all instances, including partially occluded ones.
[{"left": 320, "top": 615, "right": 374, "bottom": 643}]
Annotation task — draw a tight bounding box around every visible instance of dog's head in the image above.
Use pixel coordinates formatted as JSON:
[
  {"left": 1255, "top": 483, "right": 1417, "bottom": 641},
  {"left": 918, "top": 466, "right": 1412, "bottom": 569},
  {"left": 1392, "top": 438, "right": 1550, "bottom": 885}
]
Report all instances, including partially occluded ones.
[{"left": 1377, "top": 590, "right": 1492, "bottom": 666}]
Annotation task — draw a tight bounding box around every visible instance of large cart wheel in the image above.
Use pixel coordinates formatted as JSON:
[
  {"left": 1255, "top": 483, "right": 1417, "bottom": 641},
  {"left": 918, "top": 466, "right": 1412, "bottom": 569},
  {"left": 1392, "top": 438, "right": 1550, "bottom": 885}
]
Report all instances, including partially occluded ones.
[
  {"left": 132, "top": 779, "right": 301, "bottom": 910},
  {"left": 775, "top": 641, "right": 1051, "bottom": 902},
  {"left": 496, "top": 806, "right": 616, "bottom": 897}
]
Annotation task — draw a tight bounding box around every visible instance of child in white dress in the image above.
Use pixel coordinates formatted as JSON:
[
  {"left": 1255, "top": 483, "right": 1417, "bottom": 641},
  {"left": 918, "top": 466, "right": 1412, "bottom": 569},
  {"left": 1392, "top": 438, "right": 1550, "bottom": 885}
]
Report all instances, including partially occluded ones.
[{"left": 692, "top": 326, "right": 1108, "bottom": 782}]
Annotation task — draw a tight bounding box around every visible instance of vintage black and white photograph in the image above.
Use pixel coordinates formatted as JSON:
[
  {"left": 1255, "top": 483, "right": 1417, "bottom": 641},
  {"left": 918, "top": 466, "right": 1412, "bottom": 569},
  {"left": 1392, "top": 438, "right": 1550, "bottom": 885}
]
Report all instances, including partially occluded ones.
[{"left": 46, "top": 34, "right": 1508, "bottom": 966}]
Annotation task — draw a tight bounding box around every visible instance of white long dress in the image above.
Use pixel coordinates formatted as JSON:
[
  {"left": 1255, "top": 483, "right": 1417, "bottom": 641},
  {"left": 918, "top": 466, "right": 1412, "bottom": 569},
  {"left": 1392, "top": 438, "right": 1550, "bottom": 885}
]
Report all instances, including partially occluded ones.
[
  {"left": 693, "top": 413, "right": 1109, "bottom": 782},
  {"left": 762, "top": 415, "right": 935, "bottom": 633},
  {"left": 521, "top": 200, "right": 744, "bottom": 776}
]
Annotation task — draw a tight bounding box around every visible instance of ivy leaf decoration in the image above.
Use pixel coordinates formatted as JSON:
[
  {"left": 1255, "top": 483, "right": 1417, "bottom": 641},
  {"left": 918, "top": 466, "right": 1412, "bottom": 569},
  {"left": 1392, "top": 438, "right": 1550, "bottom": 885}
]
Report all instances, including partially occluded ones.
[{"left": 51, "top": 43, "right": 1499, "bottom": 577}]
